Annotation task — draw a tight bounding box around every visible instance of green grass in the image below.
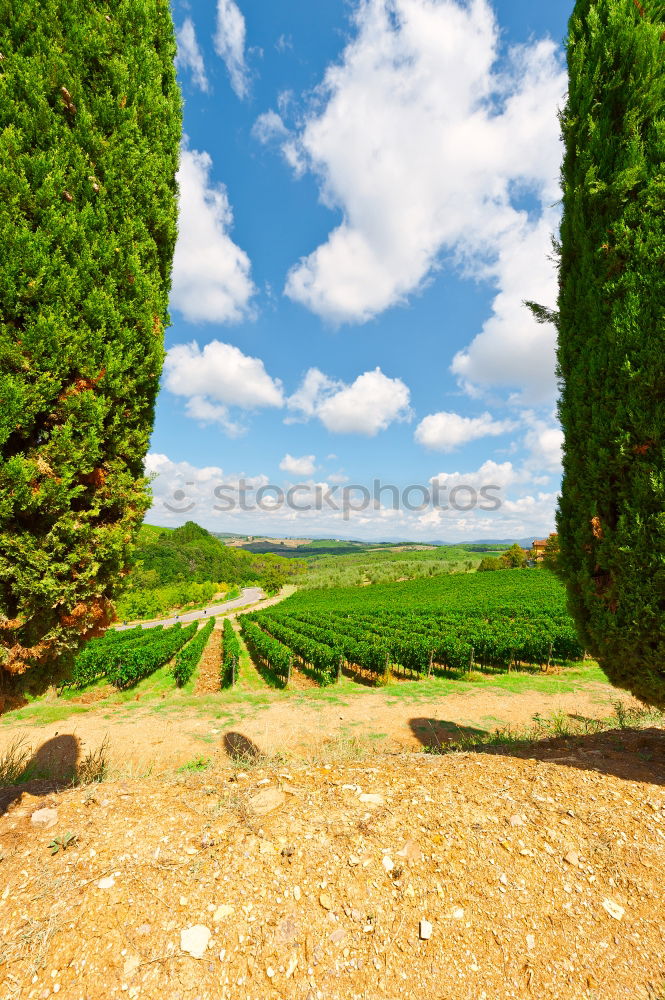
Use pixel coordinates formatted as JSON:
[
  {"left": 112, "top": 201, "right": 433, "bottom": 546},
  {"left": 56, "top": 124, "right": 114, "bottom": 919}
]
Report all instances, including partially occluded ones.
[
  {"left": 0, "top": 652, "right": 614, "bottom": 732},
  {"left": 177, "top": 755, "right": 211, "bottom": 773}
]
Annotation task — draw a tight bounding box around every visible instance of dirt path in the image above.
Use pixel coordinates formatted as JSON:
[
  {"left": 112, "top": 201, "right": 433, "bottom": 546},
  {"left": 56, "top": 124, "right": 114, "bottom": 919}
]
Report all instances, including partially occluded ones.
[
  {"left": 193, "top": 628, "right": 222, "bottom": 695},
  {"left": 0, "top": 680, "right": 641, "bottom": 775}
]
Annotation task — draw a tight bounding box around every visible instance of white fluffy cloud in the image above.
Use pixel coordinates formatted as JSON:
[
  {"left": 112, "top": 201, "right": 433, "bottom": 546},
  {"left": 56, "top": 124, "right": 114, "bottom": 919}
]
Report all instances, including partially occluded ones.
[
  {"left": 164, "top": 340, "right": 284, "bottom": 434},
  {"left": 280, "top": 454, "right": 318, "bottom": 477},
  {"left": 176, "top": 18, "right": 209, "bottom": 93},
  {"left": 269, "top": 0, "right": 563, "bottom": 400},
  {"left": 430, "top": 459, "right": 517, "bottom": 491},
  {"left": 415, "top": 410, "right": 517, "bottom": 452},
  {"left": 215, "top": 0, "right": 249, "bottom": 98},
  {"left": 450, "top": 209, "right": 560, "bottom": 401},
  {"left": 287, "top": 367, "right": 412, "bottom": 435},
  {"left": 145, "top": 454, "right": 557, "bottom": 540},
  {"left": 171, "top": 147, "right": 255, "bottom": 323},
  {"left": 522, "top": 412, "right": 564, "bottom": 472}
]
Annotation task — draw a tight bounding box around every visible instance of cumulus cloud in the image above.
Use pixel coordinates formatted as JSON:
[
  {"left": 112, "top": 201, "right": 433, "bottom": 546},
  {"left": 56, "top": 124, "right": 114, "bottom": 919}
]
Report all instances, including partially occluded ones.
[
  {"left": 164, "top": 340, "right": 284, "bottom": 434},
  {"left": 415, "top": 410, "right": 517, "bottom": 452},
  {"left": 171, "top": 146, "right": 255, "bottom": 323},
  {"left": 145, "top": 454, "right": 557, "bottom": 540},
  {"left": 252, "top": 110, "right": 289, "bottom": 144},
  {"left": 270, "top": 0, "right": 563, "bottom": 400},
  {"left": 176, "top": 18, "right": 209, "bottom": 93},
  {"left": 522, "top": 412, "right": 564, "bottom": 472},
  {"left": 280, "top": 453, "right": 317, "bottom": 476},
  {"left": 287, "top": 367, "right": 412, "bottom": 435},
  {"left": 215, "top": 0, "right": 249, "bottom": 98},
  {"left": 430, "top": 459, "right": 517, "bottom": 492},
  {"left": 450, "top": 209, "right": 560, "bottom": 401}
]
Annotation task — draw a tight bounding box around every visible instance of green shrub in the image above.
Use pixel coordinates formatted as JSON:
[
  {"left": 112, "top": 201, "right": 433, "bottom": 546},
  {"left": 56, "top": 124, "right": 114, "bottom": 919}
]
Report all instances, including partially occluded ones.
[
  {"left": 557, "top": 0, "right": 665, "bottom": 705},
  {"left": 0, "top": 0, "right": 181, "bottom": 679}
]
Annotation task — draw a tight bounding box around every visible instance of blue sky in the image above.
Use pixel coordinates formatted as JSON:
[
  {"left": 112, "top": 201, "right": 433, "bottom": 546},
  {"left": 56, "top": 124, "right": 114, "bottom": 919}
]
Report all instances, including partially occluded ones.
[{"left": 148, "top": 0, "right": 572, "bottom": 541}]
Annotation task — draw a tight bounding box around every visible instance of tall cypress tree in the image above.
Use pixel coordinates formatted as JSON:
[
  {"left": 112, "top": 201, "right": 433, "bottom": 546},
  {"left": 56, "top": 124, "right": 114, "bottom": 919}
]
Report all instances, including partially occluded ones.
[
  {"left": 557, "top": 0, "right": 665, "bottom": 704},
  {"left": 0, "top": 1, "right": 181, "bottom": 682}
]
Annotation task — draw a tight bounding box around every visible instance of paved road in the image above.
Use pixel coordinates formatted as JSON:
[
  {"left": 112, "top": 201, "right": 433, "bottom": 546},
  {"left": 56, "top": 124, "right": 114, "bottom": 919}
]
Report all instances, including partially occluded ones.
[{"left": 113, "top": 587, "right": 265, "bottom": 631}]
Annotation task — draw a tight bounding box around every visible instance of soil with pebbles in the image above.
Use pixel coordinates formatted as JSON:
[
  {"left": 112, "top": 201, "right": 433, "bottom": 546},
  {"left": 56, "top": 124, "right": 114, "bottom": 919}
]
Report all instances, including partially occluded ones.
[{"left": 1, "top": 731, "right": 665, "bottom": 1000}]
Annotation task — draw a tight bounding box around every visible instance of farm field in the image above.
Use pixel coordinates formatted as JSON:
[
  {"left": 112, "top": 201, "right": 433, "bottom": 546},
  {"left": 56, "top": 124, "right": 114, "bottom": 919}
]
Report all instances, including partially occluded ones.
[{"left": 0, "top": 569, "right": 649, "bottom": 774}]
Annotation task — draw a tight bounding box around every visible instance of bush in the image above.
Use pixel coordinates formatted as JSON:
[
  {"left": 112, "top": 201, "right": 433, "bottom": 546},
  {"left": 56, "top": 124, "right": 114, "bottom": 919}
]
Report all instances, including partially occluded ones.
[
  {"left": 557, "top": 0, "right": 665, "bottom": 705},
  {"left": 0, "top": 0, "right": 181, "bottom": 678}
]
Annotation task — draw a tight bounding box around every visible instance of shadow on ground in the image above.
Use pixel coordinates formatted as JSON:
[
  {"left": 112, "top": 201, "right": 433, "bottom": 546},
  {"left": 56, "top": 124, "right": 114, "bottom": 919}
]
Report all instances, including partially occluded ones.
[
  {"left": 223, "top": 731, "right": 264, "bottom": 764},
  {"left": 409, "top": 717, "right": 665, "bottom": 786},
  {"left": 409, "top": 717, "right": 487, "bottom": 750},
  {"left": 0, "top": 733, "right": 81, "bottom": 814}
]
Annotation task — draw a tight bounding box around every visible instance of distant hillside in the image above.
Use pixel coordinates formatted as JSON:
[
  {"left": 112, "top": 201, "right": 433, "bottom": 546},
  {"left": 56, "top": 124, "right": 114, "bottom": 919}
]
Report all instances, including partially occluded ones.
[{"left": 130, "top": 522, "right": 302, "bottom": 589}]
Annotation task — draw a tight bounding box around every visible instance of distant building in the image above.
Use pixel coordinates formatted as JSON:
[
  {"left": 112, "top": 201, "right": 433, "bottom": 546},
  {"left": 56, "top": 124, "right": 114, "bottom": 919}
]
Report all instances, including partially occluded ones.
[{"left": 531, "top": 533, "right": 557, "bottom": 562}]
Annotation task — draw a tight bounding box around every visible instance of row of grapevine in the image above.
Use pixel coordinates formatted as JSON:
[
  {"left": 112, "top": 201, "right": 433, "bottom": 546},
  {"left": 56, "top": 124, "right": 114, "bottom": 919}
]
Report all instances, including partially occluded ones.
[
  {"left": 173, "top": 618, "right": 216, "bottom": 687},
  {"left": 259, "top": 615, "right": 342, "bottom": 685},
  {"left": 72, "top": 622, "right": 198, "bottom": 690},
  {"left": 221, "top": 619, "right": 241, "bottom": 688},
  {"left": 71, "top": 624, "right": 168, "bottom": 687},
  {"left": 239, "top": 618, "right": 292, "bottom": 684},
  {"left": 283, "top": 608, "right": 583, "bottom": 671}
]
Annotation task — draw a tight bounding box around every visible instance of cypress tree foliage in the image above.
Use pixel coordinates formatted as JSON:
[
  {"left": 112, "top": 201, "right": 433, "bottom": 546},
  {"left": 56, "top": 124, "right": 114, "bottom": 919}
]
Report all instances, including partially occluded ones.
[
  {"left": 557, "top": 0, "right": 665, "bottom": 704},
  {"left": 0, "top": 1, "right": 181, "bottom": 681}
]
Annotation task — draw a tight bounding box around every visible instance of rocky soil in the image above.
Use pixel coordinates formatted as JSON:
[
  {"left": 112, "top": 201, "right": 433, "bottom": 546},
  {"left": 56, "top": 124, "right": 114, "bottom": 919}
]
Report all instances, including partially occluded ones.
[{"left": 1, "top": 729, "right": 664, "bottom": 1000}]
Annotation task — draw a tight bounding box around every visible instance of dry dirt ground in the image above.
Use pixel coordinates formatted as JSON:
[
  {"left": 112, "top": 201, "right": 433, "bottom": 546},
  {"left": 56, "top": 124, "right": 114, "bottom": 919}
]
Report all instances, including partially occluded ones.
[
  {"left": 1, "top": 733, "right": 665, "bottom": 1000},
  {"left": 0, "top": 679, "right": 643, "bottom": 775}
]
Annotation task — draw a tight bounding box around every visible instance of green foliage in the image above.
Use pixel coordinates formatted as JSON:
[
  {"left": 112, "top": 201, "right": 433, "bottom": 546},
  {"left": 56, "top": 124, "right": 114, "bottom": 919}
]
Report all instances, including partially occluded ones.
[
  {"left": 251, "top": 570, "right": 584, "bottom": 680},
  {"left": 257, "top": 614, "right": 343, "bottom": 684},
  {"left": 0, "top": 0, "right": 181, "bottom": 677},
  {"left": 477, "top": 557, "right": 503, "bottom": 572},
  {"left": 557, "top": 0, "right": 665, "bottom": 704},
  {"left": 116, "top": 580, "right": 225, "bottom": 621},
  {"left": 71, "top": 621, "right": 196, "bottom": 689},
  {"left": 221, "top": 618, "right": 240, "bottom": 688},
  {"left": 126, "top": 521, "right": 301, "bottom": 591},
  {"left": 239, "top": 617, "right": 292, "bottom": 683},
  {"left": 500, "top": 544, "right": 528, "bottom": 569},
  {"left": 172, "top": 617, "right": 215, "bottom": 687}
]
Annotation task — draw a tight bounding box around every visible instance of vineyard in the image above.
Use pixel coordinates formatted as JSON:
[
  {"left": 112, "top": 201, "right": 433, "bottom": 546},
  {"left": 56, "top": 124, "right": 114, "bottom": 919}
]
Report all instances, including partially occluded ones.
[{"left": 241, "top": 569, "right": 584, "bottom": 686}]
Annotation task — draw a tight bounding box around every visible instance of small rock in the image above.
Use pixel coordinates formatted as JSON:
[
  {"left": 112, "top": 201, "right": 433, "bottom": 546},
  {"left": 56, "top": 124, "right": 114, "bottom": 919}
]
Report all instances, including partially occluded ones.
[
  {"left": 419, "top": 919, "right": 433, "bottom": 941},
  {"left": 451, "top": 907, "right": 465, "bottom": 920},
  {"left": 31, "top": 808, "right": 58, "bottom": 829},
  {"left": 213, "top": 904, "right": 234, "bottom": 922},
  {"left": 97, "top": 876, "right": 115, "bottom": 889},
  {"left": 180, "top": 925, "right": 211, "bottom": 959},
  {"left": 293, "top": 886, "right": 301, "bottom": 901},
  {"left": 564, "top": 851, "right": 580, "bottom": 867},
  {"left": 509, "top": 814, "right": 525, "bottom": 827},
  {"left": 602, "top": 898, "right": 625, "bottom": 921},
  {"left": 249, "top": 788, "right": 286, "bottom": 816},
  {"left": 348, "top": 855, "right": 361, "bottom": 866},
  {"left": 397, "top": 839, "right": 422, "bottom": 862},
  {"left": 266, "top": 966, "right": 275, "bottom": 978},
  {"left": 358, "top": 793, "right": 384, "bottom": 806},
  {"left": 526, "top": 934, "right": 535, "bottom": 951},
  {"left": 329, "top": 928, "right": 346, "bottom": 945},
  {"left": 286, "top": 955, "right": 298, "bottom": 978},
  {"left": 123, "top": 955, "right": 140, "bottom": 978},
  {"left": 319, "top": 892, "right": 333, "bottom": 910},
  {"left": 382, "top": 856, "right": 395, "bottom": 873}
]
